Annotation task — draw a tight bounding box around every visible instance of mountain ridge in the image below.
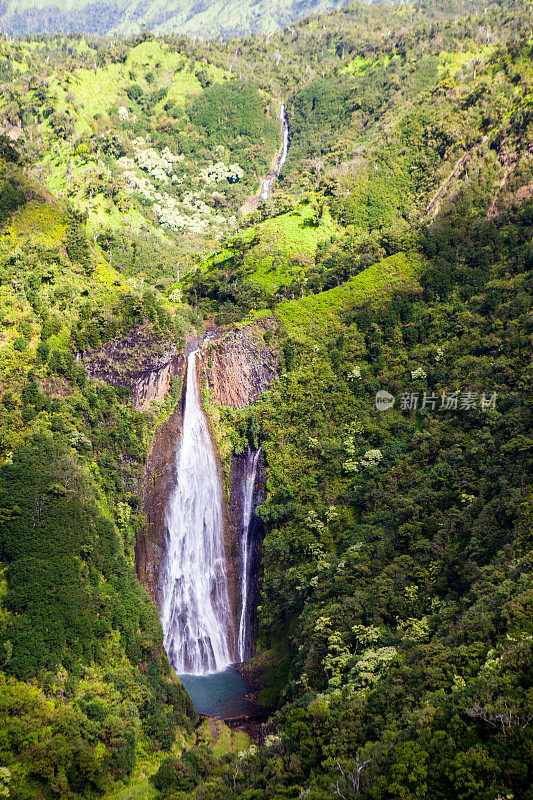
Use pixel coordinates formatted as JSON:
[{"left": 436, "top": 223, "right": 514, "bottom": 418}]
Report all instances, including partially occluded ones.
[{"left": 0, "top": 0, "right": 362, "bottom": 39}]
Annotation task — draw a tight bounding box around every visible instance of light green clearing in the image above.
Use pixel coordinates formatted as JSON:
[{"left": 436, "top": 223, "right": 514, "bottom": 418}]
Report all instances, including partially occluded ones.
[
  {"left": 211, "top": 723, "right": 250, "bottom": 758},
  {"left": 197, "top": 203, "right": 338, "bottom": 291},
  {"left": 104, "top": 777, "right": 157, "bottom": 800},
  {"left": 8, "top": 199, "right": 67, "bottom": 247},
  {"left": 437, "top": 47, "right": 494, "bottom": 77},
  {"left": 339, "top": 54, "right": 374, "bottom": 75},
  {"left": 70, "top": 62, "right": 126, "bottom": 128},
  {"left": 259, "top": 203, "right": 337, "bottom": 258},
  {"left": 61, "top": 40, "right": 228, "bottom": 134},
  {"left": 248, "top": 204, "right": 338, "bottom": 290}
]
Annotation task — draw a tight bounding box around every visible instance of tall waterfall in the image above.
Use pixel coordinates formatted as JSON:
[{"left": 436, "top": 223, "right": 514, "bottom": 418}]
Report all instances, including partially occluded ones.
[
  {"left": 160, "top": 350, "right": 234, "bottom": 675},
  {"left": 237, "top": 447, "right": 261, "bottom": 662}
]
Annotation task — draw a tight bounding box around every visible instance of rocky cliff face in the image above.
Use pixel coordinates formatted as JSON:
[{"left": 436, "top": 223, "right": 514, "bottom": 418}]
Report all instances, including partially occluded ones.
[
  {"left": 198, "top": 322, "right": 281, "bottom": 409},
  {"left": 82, "top": 323, "right": 185, "bottom": 411},
  {"left": 136, "top": 396, "right": 185, "bottom": 602}
]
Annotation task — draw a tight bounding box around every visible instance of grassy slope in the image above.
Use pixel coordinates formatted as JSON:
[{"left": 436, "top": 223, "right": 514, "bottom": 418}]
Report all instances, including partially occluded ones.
[
  {"left": 46, "top": 41, "right": 205, "bottom": 131},
  {"left": 53, "top": 41, "right": 207, "bottom": 134},
  {"left": 258, "top": 204, "right": 337, "bottom": 260},
  {"left": 105, "top": 780, "right": 158, "bottom": 800},
  {"left": 275, "top": 250, "right": 423, "bottom": 337},
  {"left": 249, "top": 204, "right": 338, "bottom": 290},
  {"left": 15, "top": 38, "right": 236, "bottom": 259},
  {"left": 7, "top": 198, "right": 67, "bottom": 247},
  {"left": 198, "top": 202, "right": 339, "bottom": 292},
  {"left": 5, "top": 197, "right": 130, "bottom": 291}
]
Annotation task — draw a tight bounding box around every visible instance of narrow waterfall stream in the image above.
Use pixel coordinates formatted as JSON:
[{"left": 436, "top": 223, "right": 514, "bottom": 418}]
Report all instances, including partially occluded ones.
[
  {"left": 160, "top": 349, "right": 234, "bottom": 675},
  {"left": 238, "top": 447, "right": 261, "bottom": 662},
  {"left": 261, "top": 103, "right": 289, "bottom": 200}
]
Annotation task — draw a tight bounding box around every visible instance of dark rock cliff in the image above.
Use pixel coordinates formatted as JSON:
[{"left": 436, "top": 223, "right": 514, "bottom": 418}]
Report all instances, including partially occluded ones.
[
  {"left": 198, "top": 323, "right": 281, "bottom": 409},
  {"left": 81, "top": 323, "right": 185, "bottom": 411}
]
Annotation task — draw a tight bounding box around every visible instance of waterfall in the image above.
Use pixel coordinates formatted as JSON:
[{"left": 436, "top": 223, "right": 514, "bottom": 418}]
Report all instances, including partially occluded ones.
[
  {"left": 261, "top": 103, "right": 289, "bottom": 200},
  {"left": 237, "top": 447, "right": 261, "bottom": 662},
  {"left": 278, "top": 103, "right": 290, "bottom": 172},
  {"left": 160, "top": 350, "right": 234, "bottom": 675}
]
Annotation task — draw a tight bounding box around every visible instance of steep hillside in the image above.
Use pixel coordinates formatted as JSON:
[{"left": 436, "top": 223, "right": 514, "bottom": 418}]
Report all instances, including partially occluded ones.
[
  {"left": 0, "top": 153, "right": 202, "bottom": 796},
  {"left": 179, "top": 0, "right": 533, "bottom": 322},
  {"left": 0, "top": 35, "right": 281, "bottom": 276},
  {"left": 208, "top": 195, "right": 533, "bottom": 800},
  {"left": 148, "top": 3, "right": 533, "bottom": 797}
]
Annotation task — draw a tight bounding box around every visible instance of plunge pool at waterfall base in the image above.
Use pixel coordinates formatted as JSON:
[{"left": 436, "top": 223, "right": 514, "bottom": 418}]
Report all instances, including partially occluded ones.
[{"left": 179, "top": 666, "right": 262, "bottom": 719}]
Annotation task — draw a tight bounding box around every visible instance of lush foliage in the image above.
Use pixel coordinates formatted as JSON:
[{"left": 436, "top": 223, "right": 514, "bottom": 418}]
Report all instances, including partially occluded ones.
[
  {"left": 0, "top": 152, "right": 198, "bottom": 799},
  {"left": 176, "top": 181, "right": 533, "bottom": 800},
  {"left": 0, "top": 1, "right": 532, "bottom": 799},
  {"left": 165, "top": 2, "right": 532, "bottom": 798},
  {"left": 0, "top": 36, "right": 281, "bottom": 277}
]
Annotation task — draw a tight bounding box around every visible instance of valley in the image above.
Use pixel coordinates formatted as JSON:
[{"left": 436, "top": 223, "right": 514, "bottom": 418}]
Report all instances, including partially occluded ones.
[{"left": 0, "top": 1, "right": 532, "bottom": 799}]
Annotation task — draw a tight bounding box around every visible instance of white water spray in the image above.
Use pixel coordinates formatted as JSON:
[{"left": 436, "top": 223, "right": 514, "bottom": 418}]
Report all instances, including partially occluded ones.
[
  {"left": 161, "top": 350, "right": 234, "bottom": 674},
  {"left": 237, "top": 447, "right": 261, "bottom": 662}
]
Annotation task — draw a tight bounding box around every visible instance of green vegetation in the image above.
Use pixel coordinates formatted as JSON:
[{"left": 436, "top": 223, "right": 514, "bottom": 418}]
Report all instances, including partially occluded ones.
[
  {"left": 0, "top": 154, "right": 200, "bottom": 796},
  {"left": 180, "top": 198, "right": 341, "bottom": 321},
  {"left": 0, "top": 0, "right": 532, "bottom": 799},
  {"left": 258, "top": 203, "right": 337, "bottom": 259},
  {"left": 106, "top": 779, "right": 158, "bottom": 800},
  {"left": 188, "top": 157, "right": 533, "bottom": 800},
  {"left": 211, "top": 724, "right": 249, "bottom": 759},
  {"left": 236, "top": 197, "right": 533, "bottom": 799},
  {"left": 246, "top": 202, "right": 339, "bottom": 290},
  {"left": 9, "top": 199, "right": 67, "bottom": 247},
  {"left": 0, "top": 35, "right": 281, "bottom": 273},
  {"left": 189, "top": 81, "right": 278, "bottom": 168},
  {"left": 276, "top": 251, "right": 422, "bottom": 337}
]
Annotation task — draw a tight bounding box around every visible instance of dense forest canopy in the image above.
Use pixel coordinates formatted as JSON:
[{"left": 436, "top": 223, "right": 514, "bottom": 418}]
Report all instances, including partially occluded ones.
[{"left": 0, "top": 0, "right": 531, "bottom": 798}]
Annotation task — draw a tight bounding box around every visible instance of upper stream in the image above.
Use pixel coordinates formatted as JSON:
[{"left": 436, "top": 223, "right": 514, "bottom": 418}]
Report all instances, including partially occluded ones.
[{"left": 261, "top": 103, "right": 289, "bottom": 200}]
